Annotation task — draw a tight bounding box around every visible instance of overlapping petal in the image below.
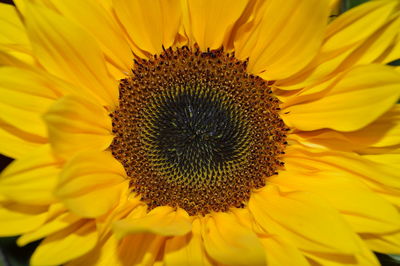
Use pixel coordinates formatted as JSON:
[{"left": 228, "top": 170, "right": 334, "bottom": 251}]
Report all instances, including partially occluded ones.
[
  {"left": 270, "top": 160, "right": 400, "bottom": 235},
  {"left": 249, "top": 185, "right": 361, "bottom": 254},
  {"left": 23, "top": 2, "right": 118, "bottom": 107},
  {"left": 0, "top": 50, "right": 34, "bottom": 69},
  {"left": 201, "top": 212, "right": 266, "bottom": 266},
  {"left": 280, "top": 0, "right": 400, "bottom": 89},
  {"left": 362, "top": 231, "right": 400, "bottom": 254},
  {"left": 282, "top": 64, "right": 400, "bottom": 131},
  {"left": 113, "top": 207, "right": 192, "bottom": 239},
  {"left": 0, "top": 3, "right": 28, "bottom": 45},
  {"left": 66, "top": 232, "right": 122, "bottom": 266},
  {"left": 234, "top": 0, "right": 329, "bottom": 80},
  {"left": 116, "top": 233, "right": 165, "bottom": 265},
  {"left": 56, "top": 151, "right": 128, "bottom": 218},
  {"left": 17, "top": 209, "right": 81, "bottom": 246},
  {"left": 0, "top": 66, "right": 80, "bottom": 158},
  {"left": 39, "top": 0, "right": 133, "bottom": 78},
  {"left": 260, "top": 235, "right": 309, "bottom": 266},
  {"left": 164, "top": 219, "right": 213, "bottom": 266},
  {"left": 0, "top": 145, "right": 61, "bottom": 205},
  {"left": 181, "top": 0, "right": 248, "bottom": 50},
  {"left": 30, "top": 220, "right": 98, "bottom": 266},
  {"left": 0, "top": 203, "right": 48, "bottom": 236},
  {"left": 0, "top": 69, "right": 52, "bottom": 139},
  {"left": 0, "top": 3, "right": 34, "bottom": 65},
  {"left": 43, "top": 95, "right": 114, "bottom": 159},
  {"left": 0, "top": 120, "right": 45, "bottom": 159},
  {"left": 291, "top": 104, "right": 400, "bottom": 153},
  {"left": 0, "top": 66, "right": 76, "bottom": 141},
  {"left": 114, "top": 0, "right": 181, "bottom": 55},
  {"left": 286, "top": 145, "right": 400, "bottom": 192}
]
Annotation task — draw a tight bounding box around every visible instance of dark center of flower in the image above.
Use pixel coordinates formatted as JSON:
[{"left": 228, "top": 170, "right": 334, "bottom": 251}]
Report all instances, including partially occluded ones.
[{"left": 110, "top": 47, "right": 288, "bottom": 215}]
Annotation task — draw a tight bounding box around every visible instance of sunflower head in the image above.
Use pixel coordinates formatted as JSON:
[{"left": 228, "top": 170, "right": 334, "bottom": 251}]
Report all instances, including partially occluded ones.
[
  {"left": 110, "top": 46, "right": 288, "bottom": 215},
  {"left": 1, "top": 0, "right": 400, "bottom": 266}
]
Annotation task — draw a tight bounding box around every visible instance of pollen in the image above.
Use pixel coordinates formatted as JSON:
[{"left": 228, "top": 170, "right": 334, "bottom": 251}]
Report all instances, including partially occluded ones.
[{"left": 110, "top": 47, "right": 288, "bottom": 216}]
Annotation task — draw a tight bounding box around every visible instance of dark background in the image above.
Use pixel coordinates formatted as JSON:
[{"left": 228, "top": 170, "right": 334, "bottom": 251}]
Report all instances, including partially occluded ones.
[{"left": 0, "top": 0, "right": 399, "bottom": 265}]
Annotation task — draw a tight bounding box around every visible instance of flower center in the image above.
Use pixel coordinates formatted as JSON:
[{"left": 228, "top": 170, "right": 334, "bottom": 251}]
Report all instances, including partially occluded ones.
[{"left": 110, "top": 47, "right": 287, "bottom": 215}]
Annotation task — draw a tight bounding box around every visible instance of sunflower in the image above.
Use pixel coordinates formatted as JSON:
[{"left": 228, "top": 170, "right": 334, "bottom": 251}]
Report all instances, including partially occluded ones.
[{"left": 0, "top": 0, "right": 400, "bottom": 265}]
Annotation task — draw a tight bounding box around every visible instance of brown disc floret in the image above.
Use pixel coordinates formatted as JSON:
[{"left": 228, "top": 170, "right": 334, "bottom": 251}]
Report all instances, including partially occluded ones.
[{"left": 110, "top": 47, "right": 288, "bottom": 216}]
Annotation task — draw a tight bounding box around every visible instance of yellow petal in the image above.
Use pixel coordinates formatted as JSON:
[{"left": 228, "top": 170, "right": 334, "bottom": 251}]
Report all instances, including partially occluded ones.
[
  {"left": 329, "top": 0, "right": 341, "bottom": 17},
  {"left": 283, "top": 64, "right": 400, "bottom": 131},
  {"left": 280, "top": 0, "right": 400, "bottom": 89},
  {"left": 362, "top": 231, "right": 400, "bottom": 254},
  {"left": 68, "top": 197, "right": 141, "bottom": 265},
  {"left": 0, "top": 102, "right": 48, "bottom": 140},
  {"left": 304, "top": 232, "right": 380, "bottom": 266},
  {"left": 0, "top": 3, "right": 34, "bottom": 65},
  {"left": 383, "top": 29, "right": 400, "bottom": 64},
  {"left": 114, "top": 0, "right": 181, "bottom": 55},
  {"left": 364, "top": 153, "right": 400, "bottom": 166},
  {"left": 42, "top": 0, "right": 132, "bottom": 76},
  {"left": 0, "top": 50, "right": 34, "bottom": 69},
  {"left": 0, "top": 145, "right": 61, "bottom": 205},
  {"left": 56, "top": 151, "right": 127, "bottom": 218},
  {"left": 66, "top": 232, "right": 122, "bottom": 266},
  {"left": 71, "top": 216, "right": 166, "bottom": 266},
  {"left": 287, "top": 145, "right": 400, "bottom": 191},
  {"left": 0, "top": 66, "right": 74, "bottom": 99},
  {"left": 97, "top": 0, "right": 113, "bottom": 13},
  {"left": 260, "top": 235, "right": 309, "bottom": 266},
  {"left": 0, "top": 48, "right": 35, "bottom": 68},
  {"left": 201, "top": 212, "right": 266, "bottom": 266},
  {"left": 0, "top": 66, "right": 78, "bottom": 158},
  {"left": 369, "top": 184, "right": 400, "bottom": 210},
  {"left": 270, "top": 164, "right": 400, "bottom": 234},
  {"left": 0, "top": 3, "right": 29, "bottom": 46},
  {"left": 0, "top": 97, "right": 47, "bottom": 141},
  {"left": 164, "top": 219, "right": 213, "bottom": 266},
  {"left": 118, "top": 233, "right": 165, "bottom": 265},
  {"left": 113, "top": 206, "right": 192, "bottom": 239},
  {"left": 0, "top": 66, "right": 69, "bottom": 139},
  {"left": 249, "top": 185, "right": 360, "bottom": 254},
  {"left": 24, "top": 2, "right": 118, "bottom": 107},
  {"left": 291, "top": 105, "right": 400, "bottom": 153},
  {"left": 343, "top": 105, "right": 400, "bottom": 148},
  {"left": 18, "top": 211, "right": 81, "bottom": 246},
  {"left": 95, "top": 193, "right": 142, "bottom": 237},
  {"left": 349, "top": 15, "right": 400, "bottom": 66},
  {"left": 182, "top": 0, "right": 248, "bottom": 50},
  {"left": 362, "top": 153, "right": 400, "bottom": 190},
  {"left": 43, "top": 95, "right": 113, "bottom": 159},
  {"left": 286, "top": 144, "right": 400, "bottom": 210},
  {"left": 13, "top": 0, "right": 56, "bottom": 15},
  {"left": 31, "top": 220, "right": 98, "bottom": 266},
  {"left": 0, "top": 203, "right": 48, "bottom": 236},
  {"left": 306, "top": 250, "right": 378, "bottom": 266},
  {"left": 324, "top": 0, "right": 398, "bottom": 52},
  {"left": 0, "top": 120, "right": 44, "bottom": 159},
  {"left": 234, "top": 0, "right": 329, "bottom": 80}
]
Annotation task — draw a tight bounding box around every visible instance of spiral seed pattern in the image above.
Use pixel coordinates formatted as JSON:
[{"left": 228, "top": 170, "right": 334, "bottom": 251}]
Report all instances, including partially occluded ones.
[{"left": 110, "top": 47, "right": 288, "bottom": 215}]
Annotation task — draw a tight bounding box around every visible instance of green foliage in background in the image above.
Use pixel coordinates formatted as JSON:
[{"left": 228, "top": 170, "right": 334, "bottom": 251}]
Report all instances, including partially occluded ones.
[{"left": 341, "top": 0, "right": 370, "bottom": 10}]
